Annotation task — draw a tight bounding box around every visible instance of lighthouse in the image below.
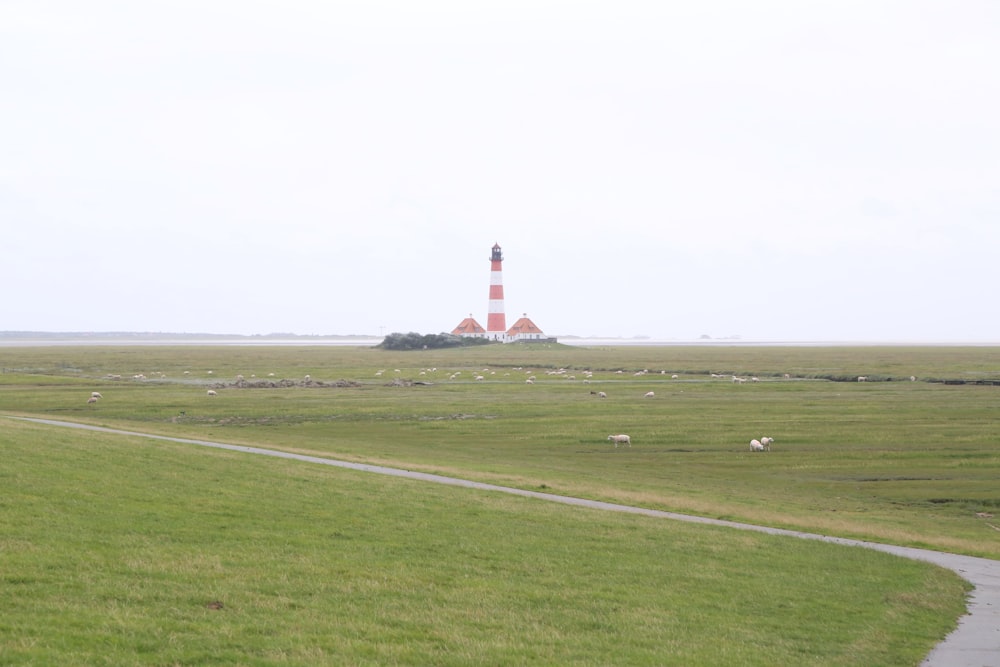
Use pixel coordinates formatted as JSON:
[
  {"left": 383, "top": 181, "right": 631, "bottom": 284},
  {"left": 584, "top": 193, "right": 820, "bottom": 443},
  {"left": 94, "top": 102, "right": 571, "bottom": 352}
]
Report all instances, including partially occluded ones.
[{"left": 486, "top": 243, "right": 507, "bottom": 339}]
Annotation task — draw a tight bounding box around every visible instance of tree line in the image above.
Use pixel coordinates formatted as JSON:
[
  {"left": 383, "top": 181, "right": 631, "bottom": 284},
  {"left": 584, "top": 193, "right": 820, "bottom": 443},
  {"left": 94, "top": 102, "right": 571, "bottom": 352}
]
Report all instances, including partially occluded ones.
[{"left": 378, "top": 332, "right": 493, "bottom": 351}]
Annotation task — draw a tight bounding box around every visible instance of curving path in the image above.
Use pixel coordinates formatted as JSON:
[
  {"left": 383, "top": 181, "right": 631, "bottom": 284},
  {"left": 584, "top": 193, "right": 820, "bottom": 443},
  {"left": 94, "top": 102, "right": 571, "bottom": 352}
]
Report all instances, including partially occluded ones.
[{"left": 8, "top": 416, "right": 1000, "bottom": 666}]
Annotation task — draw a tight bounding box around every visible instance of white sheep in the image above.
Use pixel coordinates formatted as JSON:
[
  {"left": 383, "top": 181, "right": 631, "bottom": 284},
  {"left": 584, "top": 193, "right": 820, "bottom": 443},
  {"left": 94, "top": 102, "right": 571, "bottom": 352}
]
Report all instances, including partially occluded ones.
[
  {"left": 87, "top": 396, "right": 99, "bottom": 404},
  {"left": 597, "top": 391, "right": 607, "bottom": 398},
  {"left": 644, "top": 391, "right": 655, "bottom": 398},
  {"left": 207, "top": 389, "right": 217, "bottom": 396},
  {"left": 760, "top": 436, "right": 773, "bottom": 451},
  {"left": 91, "top": 392, "right": 103, "bottom": 399},
  {"left": 608, "top": 434, "right": 632, "bottom": 448},
  {"left": 857, "top": 376, "right": 867, "bottom": 382},
  {"left": 750, "top": 439, "right": 764, "bottom": 452}
]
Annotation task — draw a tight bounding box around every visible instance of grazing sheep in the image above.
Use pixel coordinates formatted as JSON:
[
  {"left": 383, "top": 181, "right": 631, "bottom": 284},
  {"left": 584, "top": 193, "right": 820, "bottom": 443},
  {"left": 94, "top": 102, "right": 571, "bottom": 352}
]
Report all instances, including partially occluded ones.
[
  {"left": 87, "top": 396, "right": 99, "bottom": 404},
  {"left": 857, "top": 376, "right": 868, "bottom": 382},
  {"left": 597, "top": 391, "right": 607, "bottom": 398},
  {"left": 760, "top": 436, "right": 773, "bottom": 451},
  {"left": 91, "top": 392, "right": 103, "bottom": 399},
  {"left": 750, "top": 439, "right": 764, "bottom": 452},
  {"left": 607, "top": 434, "right": 632, "bottom": 448},
  {"left": 207, "top": 389, "right": 217, "bottom": 396},
  {"left": 525, "top": 378, "right": 534, "bottom": 384},
  {"left": 644, "top": 391, "right": 655, "bottom": 398}
]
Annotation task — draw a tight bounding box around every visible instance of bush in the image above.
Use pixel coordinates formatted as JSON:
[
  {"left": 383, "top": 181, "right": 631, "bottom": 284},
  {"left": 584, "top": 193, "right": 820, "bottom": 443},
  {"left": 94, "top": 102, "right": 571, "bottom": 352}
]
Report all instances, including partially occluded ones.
[{"left": 377, "top": 332, "right": 492, "bottom": 351}]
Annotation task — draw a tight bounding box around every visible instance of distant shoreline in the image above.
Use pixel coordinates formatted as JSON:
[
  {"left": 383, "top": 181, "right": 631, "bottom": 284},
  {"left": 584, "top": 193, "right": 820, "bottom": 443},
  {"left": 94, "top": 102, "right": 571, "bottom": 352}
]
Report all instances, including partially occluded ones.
[{"left": 2, "top": 332, "right": 998, "bottom": 347}]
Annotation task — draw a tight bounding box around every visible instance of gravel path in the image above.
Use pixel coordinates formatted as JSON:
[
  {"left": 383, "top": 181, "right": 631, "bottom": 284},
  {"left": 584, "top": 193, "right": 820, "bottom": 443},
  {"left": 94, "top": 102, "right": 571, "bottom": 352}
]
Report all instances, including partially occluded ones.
[{"left": 9, "top": 416, "right": 999, "bottom": 666}]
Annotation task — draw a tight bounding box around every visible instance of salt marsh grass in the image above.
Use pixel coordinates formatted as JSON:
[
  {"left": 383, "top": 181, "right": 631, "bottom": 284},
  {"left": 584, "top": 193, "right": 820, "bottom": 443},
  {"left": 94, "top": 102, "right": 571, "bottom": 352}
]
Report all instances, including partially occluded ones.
[{"left": 1, "top": 344, "right": 995, "bottom": 664}]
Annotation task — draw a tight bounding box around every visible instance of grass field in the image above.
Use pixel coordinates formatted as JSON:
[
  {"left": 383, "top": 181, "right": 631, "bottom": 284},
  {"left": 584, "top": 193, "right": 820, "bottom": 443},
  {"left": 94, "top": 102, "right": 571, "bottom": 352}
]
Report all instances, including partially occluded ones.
[{"left": 1, "top": 343, "right": 997, "bottom": 665}]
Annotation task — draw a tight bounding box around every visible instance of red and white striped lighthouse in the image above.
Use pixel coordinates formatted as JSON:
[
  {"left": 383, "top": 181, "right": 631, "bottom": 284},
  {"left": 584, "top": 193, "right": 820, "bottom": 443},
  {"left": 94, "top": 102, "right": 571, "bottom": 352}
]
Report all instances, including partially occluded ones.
[{"left": 486, "top": 243, "right": 507, "bottom": 337}]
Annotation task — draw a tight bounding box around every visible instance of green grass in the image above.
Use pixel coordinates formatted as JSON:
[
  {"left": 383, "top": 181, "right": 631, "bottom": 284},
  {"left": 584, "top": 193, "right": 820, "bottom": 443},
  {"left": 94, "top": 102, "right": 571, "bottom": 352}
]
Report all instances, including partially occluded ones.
[
  {"left": 0, "top": 418, "right": 968, "bottom": 666},
  {"left": 3, "top": 345, "right": 997, "bottom": 557},
  {"left": 1, "top": 343, "right": 996, "bottom": 664}
]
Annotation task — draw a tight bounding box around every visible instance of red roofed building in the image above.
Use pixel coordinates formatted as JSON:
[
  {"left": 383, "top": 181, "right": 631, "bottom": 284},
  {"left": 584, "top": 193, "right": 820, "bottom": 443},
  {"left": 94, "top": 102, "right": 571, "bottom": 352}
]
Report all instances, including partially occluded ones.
[
  {"left": 506, "top": 314, "right": 547, "bottom": 342},
  {"left": 451, "top": 315, "right": 486, "bottom": 338}
]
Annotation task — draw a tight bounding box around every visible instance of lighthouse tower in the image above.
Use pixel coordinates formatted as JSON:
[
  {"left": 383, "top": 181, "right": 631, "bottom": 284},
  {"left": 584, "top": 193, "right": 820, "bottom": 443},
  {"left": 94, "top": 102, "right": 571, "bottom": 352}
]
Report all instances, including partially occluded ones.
[{"left": 486, "top": 243, "right": 507, "bottom": 339}]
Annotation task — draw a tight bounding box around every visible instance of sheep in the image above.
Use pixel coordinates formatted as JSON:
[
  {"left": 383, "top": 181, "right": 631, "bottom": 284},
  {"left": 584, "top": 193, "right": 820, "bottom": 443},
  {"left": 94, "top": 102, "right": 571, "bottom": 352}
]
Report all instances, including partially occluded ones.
[
  {"left": 597, "top": 391, "right": 607, "bottom": 398},
  {"left": 87, "top": 396, "right": 99, "bottom": 404},
  {"left": 644, "top": 391, "right": 655, "bottom": 398},
  {"left": 750, "top": 439, "right": 764, "bottom": 452},
  {"left": 525, "top": 378, "right": 534, "bottom": 384},
  {"left": 607, "top": 434, "right": 631, "bottom": 448},
  {"left": 857, "top": 376, "right": 867, "bottom": 382},
  {"left": 91, "top": 392, "right": 103, "bottom": 399},
  {"left": 207, "top": 389, "right": 217, "bottom": 396},
  {"left": 760, "top": 436, "right": 773, "bottom": 451}
]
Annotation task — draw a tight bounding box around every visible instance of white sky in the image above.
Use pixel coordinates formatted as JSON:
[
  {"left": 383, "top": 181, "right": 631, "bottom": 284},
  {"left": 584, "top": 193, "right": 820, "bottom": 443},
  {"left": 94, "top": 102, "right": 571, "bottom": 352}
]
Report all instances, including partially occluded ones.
[{"left": 2, "top": 1, "right": 998, "bottom": 341}]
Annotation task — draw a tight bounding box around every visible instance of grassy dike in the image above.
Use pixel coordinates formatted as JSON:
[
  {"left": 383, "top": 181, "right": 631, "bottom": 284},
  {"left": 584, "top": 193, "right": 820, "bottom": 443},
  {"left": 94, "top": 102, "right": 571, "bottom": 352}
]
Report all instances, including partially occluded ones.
[{"left": 2, "top": 343, "right": 996, "bottom": 665}]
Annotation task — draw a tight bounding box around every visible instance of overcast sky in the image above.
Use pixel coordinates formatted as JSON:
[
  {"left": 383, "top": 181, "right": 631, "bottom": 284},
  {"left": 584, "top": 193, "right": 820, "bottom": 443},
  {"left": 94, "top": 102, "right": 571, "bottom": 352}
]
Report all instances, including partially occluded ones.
[{"left": 2, "top": 2, "right": 998, "bottom": 342}]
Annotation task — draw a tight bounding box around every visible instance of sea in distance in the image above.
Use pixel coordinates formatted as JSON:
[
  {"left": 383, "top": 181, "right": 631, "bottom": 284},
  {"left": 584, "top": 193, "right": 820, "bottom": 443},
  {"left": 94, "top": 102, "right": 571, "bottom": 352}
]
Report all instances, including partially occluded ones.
[{"left": 1, "top": 332, "right": 997, "bottom": 347}]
